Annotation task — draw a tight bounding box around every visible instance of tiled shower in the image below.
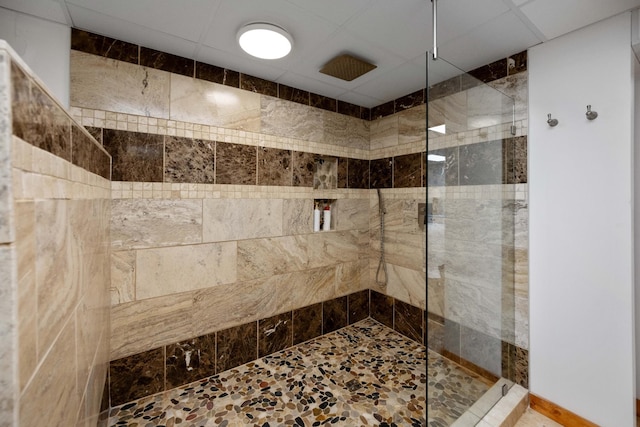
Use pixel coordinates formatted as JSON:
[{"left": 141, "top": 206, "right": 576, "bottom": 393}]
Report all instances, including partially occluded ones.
[{"left": 0, "top": 27, "right": 427, "bottom": 425}]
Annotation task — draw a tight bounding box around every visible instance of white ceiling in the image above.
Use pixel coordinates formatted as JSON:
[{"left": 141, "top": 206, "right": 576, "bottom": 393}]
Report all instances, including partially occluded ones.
[{"left": 1, "top": 0, "right": 640, "bottom": 107}]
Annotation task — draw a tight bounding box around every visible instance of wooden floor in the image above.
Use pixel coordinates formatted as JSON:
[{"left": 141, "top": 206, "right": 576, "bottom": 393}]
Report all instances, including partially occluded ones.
[{"left": 514, "top": 408, "right": 640, "bottom": 426}]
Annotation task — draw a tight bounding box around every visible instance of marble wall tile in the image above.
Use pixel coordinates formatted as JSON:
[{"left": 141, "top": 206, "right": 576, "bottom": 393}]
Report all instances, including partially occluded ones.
[
  {"left": 422, "top": 152, "right": 426, "bottom": 187},
  {"left": 196, "top": 62, "right": 240, "bottom": 87},
  {"left": 334, "top": 199, "right": 369, "bottom": 231},
  {"left": 370, "top": 290, "right": 394, "bottom": 328},
  {"left": 216, "top": 322, "right": 257, "bottom": 373},
  {"left": 35, "top": 199, "right": 75, "bottom": 356},
  {"left": 501, "top": 341, "right": 515, "bottom": 381},
  {"left": 371, "top": 100, "right": 394, "bottom": 120},
  {"left": 336, "top": 260, "right": 369, "bottom": 296},
  {"left": 348, "top": 289, "right": 369, "bottom": 324},
  {"left": 503, "top": 136, "right": 528, "bottom": 184},
  {"left": 515, "top": 347, "right": 528, "bottom": 389},
  {"left": 394, "top": 299, "right": 423, "bottom": 343},
  {"left": 427, "top": 276, "right": 444, "bottom": 319},
  {"left": 394, "top": 153, "right": 422, "bottom": 188},
  {"left": 508, "top": 50, "right": 527, "bottom": 75},
  {"left": 136, "top": 241, "right": 237, "bottom": 299},
  {"left": 110, "top": 250, "right": 135, "bottom": 305},
  {"left": 71, "top": 28, "right": 138, "bottom": 64},
  {"left": 279, "top": 84, "right": 309, "bottom": 105},
  {"left": 111, "top": 199, "right": 202, "bottom": 250},
  {"left": 241, "top": 73, "right": 277, "bottom": 97},
  {"left": 337, "top": 100, "right": 362, "bottom": 119},
  {"left": 292, "top": 151, "right": 315, "bottom": 187},
  {"left": 85, "top": 126, "right": 103, "bottom": 144},
  {"left": 428, "top": 75, "right": 461, "bottom": 101},
  {"left": 293, "top": 303, "right": 322, "bottom": 345},
  {"left": 257, "top": 147, "right": 292, "bottom": 186},
  {"left": 237, "top": 236, "right": 308, "bottom": 281},
  {"left": 19, "top": 317, "right": 79, "bottom": 427},
  {"left": 258, "top": 312, "right": 293, "bottom": 357},
  {"left": 165, "top": 136, "right": 215, "bottom": 183},
  {"left": 370, "top": 157, "right": 392, "bottom": 188},
  {"left": 140, "top": 47, "right": 194, "bottom": 77},
  {"left": 428, "top": 148, "right": 458, "bottom": 187},
  {"left": 347, "top": 158, "right": 369, "bottom": 189},
  {"left": 386, "top": 264, "right": 426, "bottom": 309},
  {"left": 443, "top": 319, "right": 461, "bottom": 361},
  {"left": 460, "top": 324, "right": 502, "bottom": 377},
  {"left": 0, "top": 55, "right": 11, "bottom": 245},
  {"left": 70, "top": 51, "right": 171, "bottom": 118},
  {"left": 458, "top": 140, "right": 503, "bottom": 185},
  {"left": 170, "top": 74, "right": 261, "bottom": 131},
  {"left": 261, "top": 96, "right": 324, "bottom": 143},
  {"left": 166, "top": 332, "right": 216, "bottom": 389},
  {"left": 488, "top": 72, "right": 528, "bottom": 123},
  {"left": 323, "top": 111, "right": 370, "bottom": 150},
  {"left": 109, "top": 347, "right": 164, "bottom": 407},
  {"left": 396, "top": 89, "right": 424, "bottom": 112},
  {"left": 203, "top": 198, "right": 282, "bottom": 242},
  {"left": 71, "top": 126, "right": 111, "bottom": 179},
  {"left": 283, "top": 199, "right": 313, "bottom": 235},
  {"left": 398, "top": 104, "right": 426, "bottom": 145},
  {"left": 103, "top": 129, "right": 163, "bottom": 182},
  {"left": 314, "top": 156, "right": 338, "bottom": 190},
  {"left": 215, "top": 141, "right": 257, "bottom": 185},
  {"left": 465, "top": 58, "right": 508, "bottom": 88},
  {"left": 360, "top": 107, "right": 371, "bottom": 121},
  {"left": 310, "top": 93, "right": 336, "bottom": 112},
  {"left": 370, "top": 115, "right": 398, "bottom": 151},
  {"left": 323, "top": 296, "right": 347, "bottom": 334},
  {"left": 278, "top": 267, "right": 337, "bottom": 313},
  {"left": 337, "top": 158, "right": 348, "bottom": 188},
  {"left": 308, "top": 230, "right": 363, "bottom": 268}
]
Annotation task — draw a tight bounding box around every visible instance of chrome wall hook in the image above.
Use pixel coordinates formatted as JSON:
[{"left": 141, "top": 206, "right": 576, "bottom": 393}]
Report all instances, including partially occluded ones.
[
  {"left": 547, "top": 114, "right": 558, "bottom": 127},
  {"left": 586, "top": 105, "right": 598, "bottom": 120}
]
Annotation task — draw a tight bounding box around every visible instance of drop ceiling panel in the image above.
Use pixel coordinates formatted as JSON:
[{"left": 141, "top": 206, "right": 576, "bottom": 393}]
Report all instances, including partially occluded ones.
[
  {"left": 274, "top": 71, "right": 348, "bottom": 98},
  {"left": 65, "top": 0, "right": 219, "bottom": 42},
  {"left": 0, "top": 0, "right": 69, "bottom": 24},
  {"left": 520, "top": 0, "right": 640, "bottom": 40},
  {"left": 281, "top": 0, "right": 375, "bottom": 26},
  {"left": 336, "top": 91, "right": 384, "bottom": 108},
  {"left": 435, "top": 0, "right": 511, "bottom": 43},
  {"left": 352, "top": 61, "right": 425, "bottom": 102}
]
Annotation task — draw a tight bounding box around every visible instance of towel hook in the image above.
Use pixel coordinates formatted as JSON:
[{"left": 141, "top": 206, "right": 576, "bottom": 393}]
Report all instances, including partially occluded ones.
[
  {"left": 547, "top": 114, "right": 558, "bottom": 127},
  {"left": 586, "top": 105, "right": 598, "bottom": 120}
]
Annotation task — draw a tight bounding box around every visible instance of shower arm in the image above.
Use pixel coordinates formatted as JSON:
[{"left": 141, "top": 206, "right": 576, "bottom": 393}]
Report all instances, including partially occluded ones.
[{"left": 431, "top": 0, "right": 438, "bottom": 60}]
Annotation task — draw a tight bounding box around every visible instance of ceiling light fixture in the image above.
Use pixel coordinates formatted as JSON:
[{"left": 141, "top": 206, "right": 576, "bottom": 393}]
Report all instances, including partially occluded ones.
[{"left": 237, "top": 23, "right": 293, "bottom": 60}]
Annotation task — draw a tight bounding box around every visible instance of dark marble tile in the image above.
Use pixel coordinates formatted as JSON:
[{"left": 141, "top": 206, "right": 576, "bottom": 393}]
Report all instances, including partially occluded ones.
[
  {"left": 501, "top": 341, "right": 516, "bottom": 381},
  {"left": 10, "top": 61, "right": 32, "bottom": 140},
  {"left": 515, "top": 346, "right": 528, "bottom": 389},
  {"left": 323, "top": 296, "right": 348, "bottom": 334},
  {"left": 240, "top": 73, "right": 277, "bottom": 97},
  {"left": 508, "top": 50, "right": 528, "bottom": 75},
  {"left": 427, "top": 147, "right": 458, "bottom": 186},
  {"left": 293, "top": 303, "right": 322, "bottom": 345},
  {"left": 337, "top": 101, "right": 361, "bottom": 119},
  {"left": 371, "top": 100, "right": 395, "bottom": 120},
  {"left": 109, "top": 347, "right": 164, "bottom": 407},
  {"left": 370, "top": 291, "right": 393, "bottom": 328},
  {"left": 347, "top": 158, "right": 369, "bottom": 189},
  {"left": 257, "top": 147, "right": 292, "bottom": 186},
  {"left": 258, "top": 312, "right": 293, "bottom": 358},
  {"left": 195, "top": 62, "right": 240, "bottom": 87},
  {"left": 314, "top": 156, "right": 338, "bottom": 190},
  {"left": 215, "top": 141, "right": 257, "bottom": 185},
  {"left": 393, "top": 153, "right": 422, "bottom": 188},
  {"left": 348, "top": 290, "right": 369, "bottom": 324},
  {"left": 165, "top": 136, "right": 215, "bottom": 183},
  {"left": 310, "top": 93, "right": 336, "bottom": 112},
  {"left": 71, "top": 126, "right": 111, "bottom": 180},
  {"left": 166, "top": 333, "right": 216, "bottom": 389},
  {"left": 443, "top": 319, "right": 461, "bottom": 362},
  {"left": 370, "top": 157, "right": 392, "bottom": 189},
  {"left": 337, "top": 157, "right": 348, "bottom": 189},
  {"left": 278, "top": 84, "right": 309, "bottom": 105},
  {"left": 395, "top": 89, "right": 424, "bottom": 112},
  {"left": 103, "top": 129, "right": 164, "bottom": 182},
  {"left": 503, "top": 136, "right": 527, "bottom": 184},
  {"left": 216, "top": 322, "right": 257, "bottom": 373},
  {"left": 292, "top": 151, "right": 315, "bottom": 187},
  {"left": 140, "top": 47, "right": 194, "bottom": 77},
  {"left": 100, "top": 373, "right": 110, "bottom": 412},
  {"left": 85, "top": 126, "right": 103, "bottom": 144},
  {"left": 463, "top": 58, "right": 508, "bottom": 90},
  {"left": 428, "top": 76, "right": 461, "bottom": 101},
  {"left": 459, "top": 140, "right": 503, "bottom": 186},
  {"left": 71, "top": 28, "right": 138, "bottom": 64},
  {"left": 394, "top": 300, "right": 423, "bottom": 344},
  {"left": 360, "top": 107, "right": 371, "bottom": 121}
]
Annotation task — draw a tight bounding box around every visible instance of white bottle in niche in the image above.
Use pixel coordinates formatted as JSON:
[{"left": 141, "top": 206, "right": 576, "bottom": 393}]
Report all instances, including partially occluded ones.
[
  {"left": 313, "top": 203, "right": 321, "bottom": 232},
  {"left": 322, "top": 205, "right": 331, "bottom": 231}
]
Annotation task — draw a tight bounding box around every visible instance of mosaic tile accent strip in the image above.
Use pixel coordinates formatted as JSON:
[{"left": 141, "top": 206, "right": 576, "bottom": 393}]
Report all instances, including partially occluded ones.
[{"left": 107, "top": 319, "right": 427, "bottom": 427}]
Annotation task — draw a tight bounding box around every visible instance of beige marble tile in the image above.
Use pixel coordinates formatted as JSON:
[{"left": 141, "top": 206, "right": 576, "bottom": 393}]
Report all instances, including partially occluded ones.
[
  {"left": 20, "top": 316, "right": 79, "bottom": 427},
  {"left": 136, "top": 242, "right": 237, "bottom": 300},
  {"left": 0, "top": 244, "right": 17, "bottom": 422},
  {"left": 514, "top": 408, "right": 563, "bottom": 427},
  {"left": 336, "top": 260, "right": 369, "bottom": 296},
  {"left": 261, "top": 96, "right": 324, "bottom": 143},
  {"left": 386, "top": 263, "right": 426, "bottom": 310},
  {"left": 398, "top": 104, "right": 426, "bottom": 145},
  {"left": 369, "top": 115, "right": 398, "bottom": 150},
  {"left": 515, "top": 295, "right": 529, "bottom": 350},
  {"left": 111, "top": 199, "right": 203, "bottom": 250},
  {"left": 237, "top": 235, "right": 308, "bottom": 281},
  {"left": 0, "top": 51, "right": 12, "bottom": 245},
  {"left": 282, "top": 199, "right": 313, "bottom": 235},
  {"left": 75, "top": 295, "right": 94, "bottom": 402},
  {"left": 170, "top": 74, "right": 261, "bottom": 131},
  {"left": 110, "top": 250, "right": 136, "bottom": 305},
  {"left": 203, "top": 198, "right": 283, "bottom": 242},
  {"left": 334, "top": 199, "right": 369, "bottom": 231},
  {"left": 375, "top": 231, "right": 425, "bottom": 271},
  {"left": 35, "top": 199, "right": 76, "bottom": 356},
  {"left": 70, "top": 51, "right": 170, "bottom": 118},
  {"left": 489, "top": 72, "right": 528, "bottom": 123},
  {"left": 278, "top": 267, "right": 337, "bottom": 312},
  {"left": 308, "top": 230, "right": 365, "bottom": 269},
  {"left": 323, "top": 110, "right": 369, "bottom": 150},
  {"left": 79, "top": 351, "right": 108, "bottom": 427},
  {"left": 427, "top": 276, "right": 444, "bottom": 318}
]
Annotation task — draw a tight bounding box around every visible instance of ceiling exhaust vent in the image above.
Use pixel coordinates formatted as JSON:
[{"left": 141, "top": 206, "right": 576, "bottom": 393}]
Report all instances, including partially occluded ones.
[{"left": 319, "top": 54, "right": 377, "bottom": 81}]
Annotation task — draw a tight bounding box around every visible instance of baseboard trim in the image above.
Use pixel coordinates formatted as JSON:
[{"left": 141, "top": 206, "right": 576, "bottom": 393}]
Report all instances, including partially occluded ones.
[
  {"left": 529, "top": 394, "right": 598, "bottom": 427},
  {"left": 636, "top": 398, "right": 640, "bottom": 417}
]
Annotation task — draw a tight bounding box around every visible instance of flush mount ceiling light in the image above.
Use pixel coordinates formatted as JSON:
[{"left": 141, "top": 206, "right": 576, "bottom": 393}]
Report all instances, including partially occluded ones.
[{"left": 237, "top": 23, "right": 293, "bottom": 60}]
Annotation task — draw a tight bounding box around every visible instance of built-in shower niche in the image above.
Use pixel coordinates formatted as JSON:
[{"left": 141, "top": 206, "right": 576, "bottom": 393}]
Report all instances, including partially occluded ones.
[
  {"left": 313, "top": 198, "right": 335, "bottom": 232},
  {"left": 313, "top": 156, "right": 337, "bottom": 190}
]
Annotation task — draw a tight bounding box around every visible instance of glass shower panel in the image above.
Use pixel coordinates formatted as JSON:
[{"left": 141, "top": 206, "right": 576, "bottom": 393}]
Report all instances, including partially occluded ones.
[{"left": 426, "top": 53, "right": 517, "bottom": 425}]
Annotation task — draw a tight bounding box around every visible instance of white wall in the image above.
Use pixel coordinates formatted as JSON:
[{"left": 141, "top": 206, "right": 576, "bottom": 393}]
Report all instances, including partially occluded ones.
[
  {"left": 0, "top": 8, "right": 70, "bottom": 107},
  {"left": 529, "top": 12, "right": 635, "bottom": 427}
]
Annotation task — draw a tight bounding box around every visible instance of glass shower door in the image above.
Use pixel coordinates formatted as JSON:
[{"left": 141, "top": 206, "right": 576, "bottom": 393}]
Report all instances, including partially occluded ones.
[{"left": 426, "top": 53, "right": 517, "bottom": 425}]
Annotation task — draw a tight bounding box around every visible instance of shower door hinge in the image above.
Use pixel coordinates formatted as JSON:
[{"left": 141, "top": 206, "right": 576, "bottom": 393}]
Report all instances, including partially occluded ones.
[{"left": 502, "top": 383, "right": 509, "bottom": 397}]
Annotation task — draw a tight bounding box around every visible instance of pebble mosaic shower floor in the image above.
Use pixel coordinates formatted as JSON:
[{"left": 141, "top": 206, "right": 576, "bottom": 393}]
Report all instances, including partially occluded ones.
[{"left": 107, "top": 318, "right": 426, "bottom": 427}]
